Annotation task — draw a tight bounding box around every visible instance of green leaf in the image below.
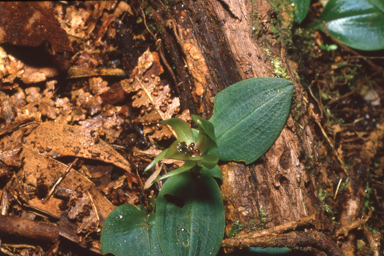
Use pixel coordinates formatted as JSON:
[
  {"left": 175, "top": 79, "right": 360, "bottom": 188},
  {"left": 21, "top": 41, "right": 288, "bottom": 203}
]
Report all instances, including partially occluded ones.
[
  {"left": 192, "top": 115, "right": 217, "bottom": 153},
  {"left": 291, "top": 0, "right": 311, "bottom": 23},
  {"left": 196, "top": 154, "right": 219, "bottom": 169},
  {"left": 161, "top": 118, "right": 194, "bottom": 144},
  {"left": 165, "top": 139, "right": 192, "bottom": 160},
  {"left": 313, "top": 0, "right": 384, "bottom": 51},
  {"left": 210, "top": 77, "right": 294, "bottom": 164},
  {"left": 101, "top": 204, "right": 163, "bottom": 256},
  {"left": 156, "top": 172, "right": 225, "bottom": 256},
  {"left": 368, "top": 0, "right": 384, "bottom": 13},
  {"left": 155, "top": 160, "right": 196, "bottom": 182},
  {"left": 201, "top": 165, "right": 223, "bottom": 181},
  {"left": 143, "top": 148, "right": 169, "bottom": 173}
]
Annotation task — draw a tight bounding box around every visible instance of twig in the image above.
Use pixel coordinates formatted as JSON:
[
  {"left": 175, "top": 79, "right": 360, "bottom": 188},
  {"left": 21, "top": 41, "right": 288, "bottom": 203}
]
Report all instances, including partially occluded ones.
[
  {"left": 309, "top": 106, "right": 349, "bottom": 176},
  {"left": 225, "top": 214, "right": 316, "bottom": 241},
  {"left": 222, "top": 230, "right": 344, "bottom": 256},
  {"left": 333, "top": 178, "right": 342, "bottom": 200},
  {"left": 140, "top": 6, "right": 178, "bottom": 85},
  {"left": 44, "top": 158, "right": 79, "bottom": 203},
  {"left": 327, "top": 80, "right": 363, "bottom": 105},
  {"left": 87, "top": 191, "right": 100, "bottom": 223},
  {"left": 307, "top": 81, "right": 323, "bottom": 119},
  {"left": 140, "top": 7, "right": 157, "bottom": 40}
]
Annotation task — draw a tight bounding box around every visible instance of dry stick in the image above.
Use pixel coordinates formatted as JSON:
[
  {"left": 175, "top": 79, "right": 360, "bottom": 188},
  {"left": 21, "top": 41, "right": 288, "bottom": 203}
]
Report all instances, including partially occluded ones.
[
  {"left": 140, "top": 7, "right": 178, "bottom": 86},
  {"left": 224, "top": 214, "right": 316, "bottom": 242},
  {"left": 328, "top": 79, "right": 363, "bottom": 105},
  {"left": 334, "top": 177, "right": 343, "bottom": 200},
  {"left": 87, "top": 191, "right": 100, "bottom": 224},
  {"left": 308, "top": 106, "right": 349, "bottom": 176},
  {"left": 44, "top": 158, "right": 79, "bottom": 203},
  {"left": 222, "top": 230, "right": 344, "bottom": 256}
]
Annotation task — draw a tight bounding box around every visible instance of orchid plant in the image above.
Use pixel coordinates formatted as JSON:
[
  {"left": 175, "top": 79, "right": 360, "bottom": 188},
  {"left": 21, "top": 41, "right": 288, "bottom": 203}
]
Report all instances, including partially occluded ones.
[
  {"left": 101, "top": 77, "right": 295, "bottom": 256},
  {"left": 143, "top": 115, "right": 219, "bottom": 182}
]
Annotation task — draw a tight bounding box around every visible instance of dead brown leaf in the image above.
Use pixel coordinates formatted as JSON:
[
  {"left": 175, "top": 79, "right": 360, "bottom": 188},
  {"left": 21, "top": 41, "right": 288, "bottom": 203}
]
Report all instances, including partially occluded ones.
[
  {"left": 23, "top": 122, "right": 131, "bottom": 173},
  {"left": 21, "top": 147, "right": 115, "bottom": 221}
]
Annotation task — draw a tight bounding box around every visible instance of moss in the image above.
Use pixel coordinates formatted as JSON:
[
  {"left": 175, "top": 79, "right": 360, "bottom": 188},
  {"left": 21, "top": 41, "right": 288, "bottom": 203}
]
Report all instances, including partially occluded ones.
[
  {"left": 227, "top": 218, "right": 262, "bottom": 238},
  {"left": 259, "top": 205, "right": 267, "bottom": 223},
  {"left": 267, "top": 0, "right": 295, "bottom": 48},
  {"left": 251, "top": 13, "right": 263, "bottom": 39},
  {"left": 227, "top": 220, "right": 246, "bottom": 238},
  {"left": 271, "top": 59, "right": 289, "bottom": 79}
]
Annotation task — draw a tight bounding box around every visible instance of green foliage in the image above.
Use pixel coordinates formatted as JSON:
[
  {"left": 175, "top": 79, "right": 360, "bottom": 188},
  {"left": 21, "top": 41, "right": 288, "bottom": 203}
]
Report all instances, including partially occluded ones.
[
  {"left": 319, "top": 44, "right": 338, "bottom": 52},
  {"left": 317, "top": 188, "right": 336, "bottom": 215},
  {"left": 101, "top": 77, "right": 294, "bottom": 256},
  {"left": 292, "top": 0, "right": 384, "bottom": 51},
  {"left": 312, "top": 0, "right": 384, "bottom": 51},
  {"left": 101, "top": 204, "right": 162, "bottom": 256},
  {"left": 143, "top": 116, "right": 219, "bottom": 182},
  {"left": 291, "top": 0, "right": 311, "bottom": 23},
  {"left": 259, "top": 205, "right": 268, "bottom": 223},
  {"left": 210, "top": 78, "right": 294, "bottom": 164},
  {"left": 156, "top": 172, "right": 225, "bottom": 256},
  {"left": 227, "top": 220, "right": 246, "bottom": 238}
]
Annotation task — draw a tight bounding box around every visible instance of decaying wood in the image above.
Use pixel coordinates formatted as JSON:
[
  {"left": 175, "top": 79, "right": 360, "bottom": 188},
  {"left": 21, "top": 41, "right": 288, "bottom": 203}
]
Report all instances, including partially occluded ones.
[
  {"left": 222, "top": 231, "right": 345, "bottom": 256},
  {"left": 0, "top": 215, "right": 59, "bottom": 242},
  {"left": 0, "top": 214, "right": 102, "bottom": 254},
  {"left": 150, "top": 0, "right": 333, "bottom": 252}
]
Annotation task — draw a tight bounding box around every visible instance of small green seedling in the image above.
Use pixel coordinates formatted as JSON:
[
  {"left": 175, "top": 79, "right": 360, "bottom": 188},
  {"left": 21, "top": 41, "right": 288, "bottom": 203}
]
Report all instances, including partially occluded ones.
[
  {"left": 101, "top": 77, "right": 294, "bottom": 256},
  {"left": 319, "top": 44, "right": 338, "bottom": 52}
]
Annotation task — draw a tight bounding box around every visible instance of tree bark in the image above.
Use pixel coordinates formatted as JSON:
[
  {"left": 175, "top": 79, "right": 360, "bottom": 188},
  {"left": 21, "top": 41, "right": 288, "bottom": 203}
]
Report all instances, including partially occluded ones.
[{"left": 150, "top": 0, "right": 334, "bottom": 253}]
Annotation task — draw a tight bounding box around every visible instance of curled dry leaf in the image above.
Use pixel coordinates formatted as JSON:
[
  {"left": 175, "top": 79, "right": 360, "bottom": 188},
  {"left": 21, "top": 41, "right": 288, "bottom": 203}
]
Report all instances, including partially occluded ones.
[
  {"left": 0, "top": 128, "right": 26, "bottom": 166},
  {"left": 0, "top": 46, "right": 24, "bottom": 84},
  {"left": 23, "top": 122, "right": 131, "bottom": 173}
]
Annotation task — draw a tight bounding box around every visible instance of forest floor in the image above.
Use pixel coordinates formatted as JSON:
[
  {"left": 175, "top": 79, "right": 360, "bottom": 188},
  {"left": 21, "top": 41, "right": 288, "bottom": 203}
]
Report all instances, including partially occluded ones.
[{"left": 0, "top": 1, "right": 383, "bottom": 256}]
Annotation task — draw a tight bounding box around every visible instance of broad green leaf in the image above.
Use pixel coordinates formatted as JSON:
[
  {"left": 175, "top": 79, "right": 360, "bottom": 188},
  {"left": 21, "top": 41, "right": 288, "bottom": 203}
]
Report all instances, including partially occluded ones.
[
  {"left": 161, "top": 118, "right": 194, "bottom": 144},
  {"left": 201, "top": 165, "right": 223, "bottom": 181},
  {"left": 155, "top": 160, "right": 196, "bottom": 182},
  {"left": 101, "top": 204, "right": 162, "bottom": 256},
  {"left": 368, "top": 0, "right": 384, "bottom": 13},
  {"left": 156, "top": 172, "right": 225, "bottom": 256},
  {"left": 313, "top": 0, "right": 384, "bottom": 51},
  {"left": 210, "top": 77, "right": 294, "bottom": 164},
  {"left": 291, "top": 0, "right": 311, "bottom": 23},
  {"left": 143, "top": 148, "right": 169, "bottom": 173}
]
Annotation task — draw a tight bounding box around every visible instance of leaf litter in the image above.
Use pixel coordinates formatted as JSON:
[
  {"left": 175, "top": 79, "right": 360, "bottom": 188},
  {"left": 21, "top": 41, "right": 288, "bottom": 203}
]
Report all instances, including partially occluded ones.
[{"left": 0, "top": 2, "right": 190, "bottom": 255}]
